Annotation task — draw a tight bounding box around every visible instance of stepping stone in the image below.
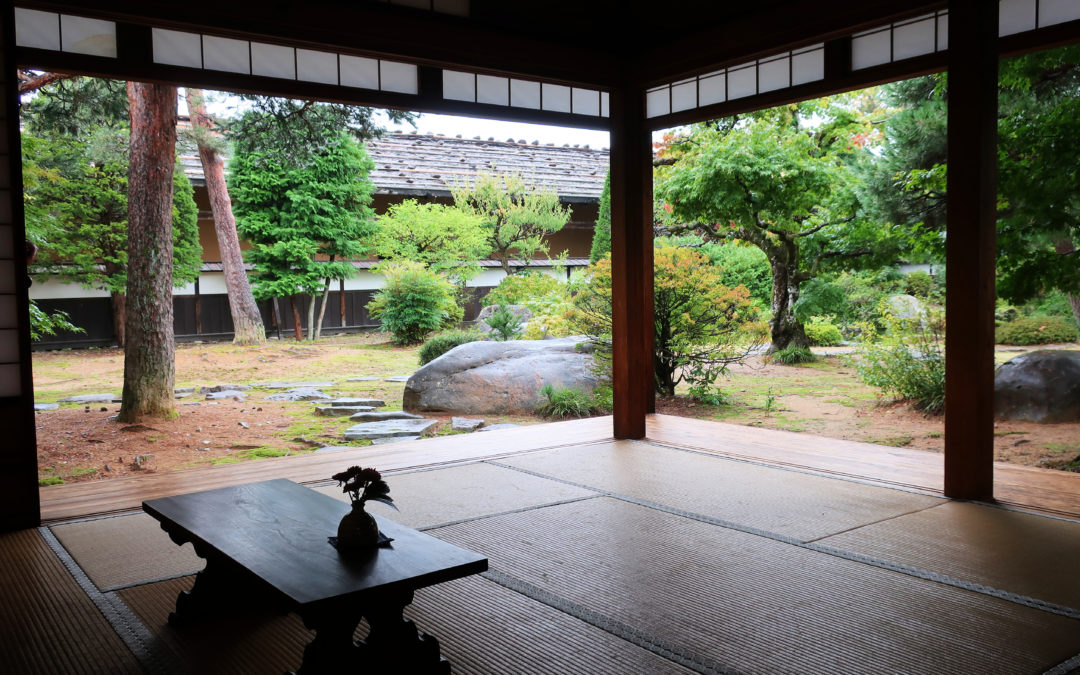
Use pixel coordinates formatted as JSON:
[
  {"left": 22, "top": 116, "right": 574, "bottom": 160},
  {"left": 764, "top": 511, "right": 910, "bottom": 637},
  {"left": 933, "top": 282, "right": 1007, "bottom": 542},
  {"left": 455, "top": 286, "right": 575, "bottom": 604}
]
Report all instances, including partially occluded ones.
[
  {"left": 175, "top": 392, "right": 193, "bottom": 399},
  {"left": 58, "top": 394, "right": 117, "bottom": 403},
  {"left": 349, "top": 410, "right": 424, "bottom": 421},
  {"left": 372, "top": 436, "right": 421, "bottom": 445},
  {"left": 314, "top": 445, "right": 366, "bottom": 454},
  {"left": 260, "top": 381, "right": 335, "bottom": 389},
  {"left": 199, "top": 384, "right": 251, "bottom": 393},
  {"left": 205, "top": 390, "right": 247, "bottom": 401},
  {"left": 330, "top": 398, "right": 385, "bottom": 407},
  {"left": 34, "top": 403, "right": 59, "bottom": 411},
  {"left": 384, "top": 375, "right": 411, "bottom": 382},
  {"left": 315, "top": 406, "right": 377, "bottom": 417},
  {"left": 344, "top": 419, "right": 437, "bottom": 441},
  {"left": 347, "top": 376, "right": 380, "bottom": 382},
  {"left": 264, "top": 388, "right": 332, "bottom": 402},
  {"left": 478, "top": 423, "right": 523, "bottom": 432},
  {"left": 174, "top": 387, "right": 196, "bottom": 394},
  {"left": 451, "top": 417, "right": 485, "bottom": 432}
]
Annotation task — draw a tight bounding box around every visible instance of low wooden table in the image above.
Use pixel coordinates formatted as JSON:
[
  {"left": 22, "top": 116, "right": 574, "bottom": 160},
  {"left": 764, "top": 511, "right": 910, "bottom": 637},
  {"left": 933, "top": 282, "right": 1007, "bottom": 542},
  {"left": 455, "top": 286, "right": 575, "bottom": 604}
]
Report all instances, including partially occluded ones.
[{"left": 143, "top": 478, "right": 488, "bottom": 674}]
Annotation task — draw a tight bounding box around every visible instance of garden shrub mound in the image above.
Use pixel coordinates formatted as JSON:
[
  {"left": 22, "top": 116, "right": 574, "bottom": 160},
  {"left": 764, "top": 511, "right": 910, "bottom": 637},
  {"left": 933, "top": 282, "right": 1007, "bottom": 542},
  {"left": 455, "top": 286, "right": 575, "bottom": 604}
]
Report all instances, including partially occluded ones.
[
  {"left": 994, "top": 350, "right": 1080, "bottom": 423},
  {"left": 995, "top": 316, "right": 1079, "bottom": 345},
  {"left": 403, "top": 337, "right": 597, "bottom": 414},
  {"left": 419, "top": 331, "right": 483, "bottom": 365}
]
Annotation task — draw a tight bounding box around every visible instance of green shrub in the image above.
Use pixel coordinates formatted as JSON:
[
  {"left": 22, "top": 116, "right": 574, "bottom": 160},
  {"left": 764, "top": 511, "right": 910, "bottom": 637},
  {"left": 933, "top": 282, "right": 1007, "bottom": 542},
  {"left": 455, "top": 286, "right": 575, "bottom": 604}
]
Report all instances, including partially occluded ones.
[
  {"left": 769, "top": 345, "right": 816, "bottom": 364},
  {"left": 419, "top": 330, "right": 484, "bottom": 365},
  {"left": 995, "top": 316, "right": 1079, "bottom": 345},
  {"left": 804, "top": 316, "right": 844, "bottom": 346},
  {"left": 702, "top": 242, "right": 772, "bottom": 307},
  {"left": 483, "top": 271, "right": 565, "bottom": 307},
  {"left": 591, "top": 386, "right": 614, "bottom": 414},
  {"left": 1026, "top": 291, "right": 1073, "bottom": 318},
  {"left": 485, "top": 304, "right": 523, "bottom": 341},
  {"left": 537, "top": 384, "right": 599, "bottom": 418},
  {"left": 367, "top": 262, "right": 461, "bottom": 345},
  {"left": 855, "top": 312, "right": 945, "bottom": 414},
  {"left": 687, "top": 385, "right": 732, "bottom": 406},
  {"left": 902, "top": 270, "right": 936, "bottom": 298}
]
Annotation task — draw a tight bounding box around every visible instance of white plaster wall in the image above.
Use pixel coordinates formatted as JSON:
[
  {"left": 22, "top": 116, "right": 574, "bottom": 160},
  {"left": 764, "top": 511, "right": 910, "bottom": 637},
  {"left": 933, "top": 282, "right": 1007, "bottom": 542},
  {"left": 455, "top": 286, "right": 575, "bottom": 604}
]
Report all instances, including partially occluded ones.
[{"left": 29, "top": 278, "right": 110, "bottom": 300}]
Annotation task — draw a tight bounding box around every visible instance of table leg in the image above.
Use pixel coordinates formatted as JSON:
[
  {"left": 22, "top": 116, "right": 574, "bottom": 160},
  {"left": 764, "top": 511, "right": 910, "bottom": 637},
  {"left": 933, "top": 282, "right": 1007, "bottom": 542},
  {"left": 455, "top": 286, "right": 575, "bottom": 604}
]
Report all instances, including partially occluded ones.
[
  {"left": 292, "top": 608, "right": 364, "bottom": 675},
  {"left": 168, "top": 557, "right": 236, "bottom": 627},
  {"left": 361, "top": 590, "right": 449, "bottom": 674}
]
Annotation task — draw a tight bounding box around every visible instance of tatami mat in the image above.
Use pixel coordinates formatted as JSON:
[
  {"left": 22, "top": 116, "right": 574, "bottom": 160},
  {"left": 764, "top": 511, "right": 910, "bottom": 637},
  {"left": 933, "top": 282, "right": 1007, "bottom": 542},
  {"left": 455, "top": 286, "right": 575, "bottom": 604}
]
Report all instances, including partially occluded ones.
[
  {"left": 432, "top": 497, "right": 1080, "bottom": 674},
  {"left": 51, "top": 513, "right": 204, "bottom": 591},
  {"left": 314, "top": 461, "right": 595, "bottom": 529},
  {"left": 818, "top": 500, "right": 1080, "bottom": 611},
  {"left": 497, "top": 441, "right": 943, "bottom": 541},
  {"left": 0, "top": 529, "right": 142, "bottom": 674},
  {"left": 119, "top": 572, "right": 696, "bottom": 674}
]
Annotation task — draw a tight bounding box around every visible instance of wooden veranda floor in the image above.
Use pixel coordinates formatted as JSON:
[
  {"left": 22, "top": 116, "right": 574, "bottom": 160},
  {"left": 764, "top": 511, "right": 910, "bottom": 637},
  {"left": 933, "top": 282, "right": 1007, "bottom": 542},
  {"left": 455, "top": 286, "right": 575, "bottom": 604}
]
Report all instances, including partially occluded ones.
[
  {"left": 6, "top": 414, "right": 1080, "bottom": 673},
  {"left": 39, "top": 414, "right": 1080, "bottom": 522}
]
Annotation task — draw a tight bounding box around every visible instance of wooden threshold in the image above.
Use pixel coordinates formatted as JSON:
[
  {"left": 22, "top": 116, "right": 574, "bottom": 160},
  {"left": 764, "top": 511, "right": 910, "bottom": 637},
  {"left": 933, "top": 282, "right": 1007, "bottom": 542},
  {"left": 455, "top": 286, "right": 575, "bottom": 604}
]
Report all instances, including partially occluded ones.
[{"left": 39, "top": 413, "right": 1080, "bottom": 523}]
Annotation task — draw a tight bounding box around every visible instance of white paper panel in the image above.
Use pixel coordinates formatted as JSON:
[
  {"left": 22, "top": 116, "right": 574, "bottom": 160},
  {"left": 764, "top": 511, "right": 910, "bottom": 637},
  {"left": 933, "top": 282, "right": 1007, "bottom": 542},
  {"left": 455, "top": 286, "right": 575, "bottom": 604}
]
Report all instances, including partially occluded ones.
[
  {"left": 510, "top": 79, "right": 541, "bottom": 109},
  {"left": 0, "top": 364, "right": 20, "bottom": 396},
  {"left": 852, "top": 29, "right": 891, "bottom": 69},
  {"left": 699, "top": 72, "right": 726, "bottom": 106},
  {"left": 645, "top": 87, "right": 670, "bottom": 118},
  {"left": 937, "top": 14, "right": 949, "bottom": 50},
  {"left": 443, "top": 70, "right": 475, "bottom": 102},
  {"left": 0, "top": 261, "right": 14, "bottom": 294},
  {"left": 571, "top": 88, "right": 599, "bottom": 116},
  {"left": 251, "top": 42, "right": 295, "bottom": 79},
  {"left": 203, "top": 36, "right": 250, "bottom": 74},
  {"left": 477, "top": 75, "right": 509, "bottom": 106},
  {"left": 379, "top": 61, "right": 418, "bottom": 94},
  {"left": 999, "top": 0, "right": 1037, "bottom": 35},
  {"left": 60, "top": 15, "right": 116, "bottom": 57},
  {"left": 541, "top": 84, "right": 572, "bottom": 113},
  {"left": 600, "top": 92, "right": 610, "bottom": 118},
  {"left": 433, "top": 0, "right": 470, "bottom": 16},
  {"left": 340, "top": 55, "right": 380, "bottom": 89},
  {"left": 1039, "top": 0, "right": 1080, "bottom": 26},
  {"left": 297, "top": 49, "right": 338, "bottom": 85},
  {"left": 0, "top": 329, "right": 18, "bottom": 363},
  {"left": 792, "top": 48, "right": 824, "bottom": 85},
  {"left": 152, "top": 29, "right": 202, "bottom": 68},
  {"left": 727, "top": 65, "right": 756, "bottom": 99},
  {"left": 0, "top": 226, "right": 12, "bottom": 259},
  {"left": 15, "top": 9, "right": 60, "bottom": 51},
  {"left": 0, "top": 295, "right": 16, "bottom": 329},
  {"left": 758, "top": 56, "right": 790, "bottom": 93},
  {"left": 670, "top": 80, "right": 697, "bottom": 112},
  {"left": 893, "top": 16, "right": 936, "bottom": 60}
]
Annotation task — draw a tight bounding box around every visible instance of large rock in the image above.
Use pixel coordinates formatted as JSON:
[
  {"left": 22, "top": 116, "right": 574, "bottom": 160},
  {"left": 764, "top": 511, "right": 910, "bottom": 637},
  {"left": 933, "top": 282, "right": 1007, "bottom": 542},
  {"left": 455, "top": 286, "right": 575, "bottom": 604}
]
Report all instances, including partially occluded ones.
[
  {"left": 404, "top": 337, "right": 598, "bottom": 414},
  {"left": 994, "top": 350, "right": 1080, "bottom": 423},
  {"left": 884, "top": 294, "right": 930, "bottom": 326}
]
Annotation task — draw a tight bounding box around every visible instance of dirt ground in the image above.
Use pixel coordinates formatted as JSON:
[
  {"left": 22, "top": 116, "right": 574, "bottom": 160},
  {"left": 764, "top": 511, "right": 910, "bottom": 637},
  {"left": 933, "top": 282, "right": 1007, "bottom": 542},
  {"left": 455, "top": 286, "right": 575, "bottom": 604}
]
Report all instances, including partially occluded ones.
[{"left": 33, "top": 336, "right": 1080, "bottom": 485}]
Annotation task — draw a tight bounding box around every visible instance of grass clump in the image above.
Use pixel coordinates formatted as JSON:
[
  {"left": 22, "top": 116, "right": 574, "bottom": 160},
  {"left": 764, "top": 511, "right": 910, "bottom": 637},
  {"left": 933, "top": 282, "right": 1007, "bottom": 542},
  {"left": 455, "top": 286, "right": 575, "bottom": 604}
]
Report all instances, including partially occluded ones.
[
  {"left": 770, "top": 345, "right": 817, "bottom": 365},
  {"left": 38, "top": 476, "right": 64, "bottom": 487},
  {"left": 994, "top": 316, "right": 1078, "bottom": 345},
  {"left": 537, "top": 384, "right": 602, "bottom": 418},
  {"left": 418, "top": 330, "right": 484, "bottom": 365}
]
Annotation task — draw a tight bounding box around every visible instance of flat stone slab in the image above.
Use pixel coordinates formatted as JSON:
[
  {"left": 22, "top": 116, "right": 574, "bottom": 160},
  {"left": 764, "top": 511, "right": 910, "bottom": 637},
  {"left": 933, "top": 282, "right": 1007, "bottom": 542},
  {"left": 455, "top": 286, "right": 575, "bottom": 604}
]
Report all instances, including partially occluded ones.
[
  {"left": 34, "top": 403, "right": 59, "bottom": 411},
  {"left": 384, "top": 375, "right": 412, "bottom": 382},
  {"left": 451, "top": 417, "right": 485, "bottom": 432},
  {"left": 371, "top": 436, "right": 422, "bottom": 445},
  {"left": 58, "top": 394, "right": 117, "bottom": 403},
  {"left": 347, "top": 376, "right": 380, "bottom": 382},
  {"left": 344, "top": 419, "right": 437, "bottom": 441},
  {"left": 205, "top": 390, "right": 247, "bottom": 401},
  {"left": 175, "top": 392, "right": 193, "bottom": 399},
  {"left": 259, "top": 381, "right": 336, "bottom": 389},
  {"left": 174, "top": 387, "right": 196, "bottom": 394},
  {"left": 349, "top": 410, "right": 424, "bottom": 421},
  {"left": 478, "top": 423, "right": 523, "bottom": 432},
  {"left": 330, "top": 397, "right": 386, "bottom": 407},
  {"left": 199, "top": 384, "right": 251, "bottom": 393},
  {"left": 315, "top": 405, "right": 377, "bottom": 417},
  {"left": 313, "top": 445, "right": 367, "bottom": 454},
  {"left": 264, "top": 388, "right": 332, "bottom": 402}
]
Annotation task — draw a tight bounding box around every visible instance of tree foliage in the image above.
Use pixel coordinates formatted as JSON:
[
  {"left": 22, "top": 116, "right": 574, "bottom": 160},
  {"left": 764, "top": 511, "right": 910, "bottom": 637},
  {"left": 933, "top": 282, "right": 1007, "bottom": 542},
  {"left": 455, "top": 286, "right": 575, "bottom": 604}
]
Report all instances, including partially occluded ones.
[
  {"left": 368, "top": 262, "right": 461, "bottom": 345},
  {"left": 589, "top": 172, "right": 611, "bottom": 263},
  {"left": 374, "top": 199, "right": 489, "bottom": 284},
  {"left": 452, "top": 172, "right": 572, "bottom": 274}
]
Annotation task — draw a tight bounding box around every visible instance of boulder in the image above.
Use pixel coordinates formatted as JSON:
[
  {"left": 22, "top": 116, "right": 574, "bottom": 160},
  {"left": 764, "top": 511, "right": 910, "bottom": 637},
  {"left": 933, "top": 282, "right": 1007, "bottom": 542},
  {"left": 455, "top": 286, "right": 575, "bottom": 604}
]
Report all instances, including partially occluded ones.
[
  {"left": 884, "top": 294, "right": 929, "bottom": 325},
  {"left": 995, "top": 350, "right": 1080, "bottom": 423},
  {"left": 475, "top": 304, "right": 532, "bottom": 335},
  {"left": 404, "top": 337, "right": 598, "bottom": 414}
]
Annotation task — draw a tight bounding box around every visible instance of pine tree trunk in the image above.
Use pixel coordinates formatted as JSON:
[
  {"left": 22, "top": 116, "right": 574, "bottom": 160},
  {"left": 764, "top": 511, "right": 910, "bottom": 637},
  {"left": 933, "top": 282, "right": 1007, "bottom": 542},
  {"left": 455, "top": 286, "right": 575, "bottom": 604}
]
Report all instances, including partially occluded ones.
[
  {"left": 119, "top": 82, "right": 178, "bottom": 423},
  {"left": 290, "top": 296, "right": 304, "bottom": 341},
  {"left": 768, "top": 244, "right": 810, "bottom": 352},
  {"left": 306, "top": 292, "right": 317, "bottom": 341},
  {"left": 315, "top": 280, "right": 331, "bottom": 340},
  {"left": 110, "top": 291, "right": 126, "bottom": 348},
  {"left": 185, "top": 89, "right": 265, "bottom": 345}
]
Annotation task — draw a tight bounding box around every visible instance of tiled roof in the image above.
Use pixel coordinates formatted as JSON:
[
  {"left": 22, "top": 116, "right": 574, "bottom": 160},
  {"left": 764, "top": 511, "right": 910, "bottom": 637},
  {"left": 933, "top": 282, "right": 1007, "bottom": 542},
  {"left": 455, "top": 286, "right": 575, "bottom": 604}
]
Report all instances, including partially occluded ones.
[
  {"left": 199, "top": 257, "right": 591, "bottom": 272},
  {"left": 180, "top": 132, "right": 609, "bottom": 204}
]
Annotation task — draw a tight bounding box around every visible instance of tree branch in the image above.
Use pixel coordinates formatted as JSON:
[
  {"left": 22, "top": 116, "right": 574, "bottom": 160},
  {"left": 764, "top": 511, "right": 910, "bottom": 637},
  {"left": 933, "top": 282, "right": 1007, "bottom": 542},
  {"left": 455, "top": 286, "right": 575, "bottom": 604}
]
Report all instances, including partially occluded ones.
[{"left": 18, "top": 70, "right": 74, "bottom": 94}]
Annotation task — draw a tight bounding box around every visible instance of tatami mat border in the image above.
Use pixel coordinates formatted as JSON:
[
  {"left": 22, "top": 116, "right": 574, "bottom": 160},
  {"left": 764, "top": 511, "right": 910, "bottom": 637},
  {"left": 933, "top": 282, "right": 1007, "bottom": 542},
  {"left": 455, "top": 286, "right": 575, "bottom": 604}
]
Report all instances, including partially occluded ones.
[{"left": 1044, "top": 650, "right": 1080, "bottom": 675}]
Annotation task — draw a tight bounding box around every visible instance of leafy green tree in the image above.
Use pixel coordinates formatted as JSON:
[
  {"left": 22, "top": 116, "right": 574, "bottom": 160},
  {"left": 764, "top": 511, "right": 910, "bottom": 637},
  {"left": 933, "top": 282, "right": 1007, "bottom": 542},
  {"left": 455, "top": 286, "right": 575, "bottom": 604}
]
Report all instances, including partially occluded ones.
[
  {"left": 368, "top": 262, "right": 461, "bottom": 345},
  {"left": 374, "top": 200, "right": 490, "bottom": 285},
  {"left": 865, "top": 45, "right": 1080, "bottom": 326},
  {"left": 656, "top": 101, "right": 903, "bottom": 351},
  {"left": 589, "top": 173, "right": 611, "bottom": 263},
  {"left": 230, "top": 122, "right": 377, "bottom": 340},
  {"left": 452, "top": 172, "right": 572, "bottom": 275}
]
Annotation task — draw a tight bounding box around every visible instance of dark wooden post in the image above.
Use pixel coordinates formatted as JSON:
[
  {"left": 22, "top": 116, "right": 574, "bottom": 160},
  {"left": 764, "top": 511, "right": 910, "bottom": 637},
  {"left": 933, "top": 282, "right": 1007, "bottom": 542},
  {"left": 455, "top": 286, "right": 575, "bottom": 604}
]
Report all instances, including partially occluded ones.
[
  {"left": 0, "top": 3, "right": 41, "bottom": 530},
  {"left": 609, "top": 85, "right": 654, "bottom": 438},
  {"left": 944, "top": 0, "right": 998, "bottom": 500}
]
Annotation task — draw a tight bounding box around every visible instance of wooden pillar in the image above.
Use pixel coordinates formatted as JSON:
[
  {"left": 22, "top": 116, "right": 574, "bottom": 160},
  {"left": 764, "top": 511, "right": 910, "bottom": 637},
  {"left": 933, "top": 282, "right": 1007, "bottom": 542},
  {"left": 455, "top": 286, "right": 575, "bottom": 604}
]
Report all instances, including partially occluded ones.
[
  {"left": 944, "top": 0, "right": 998, "bottom": 500},
  {"left": 0, "top": 2, "right": 41, "bottom": 530},
  {"left": 609, "top": 85, "right": 654, "bottom": 438}
]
